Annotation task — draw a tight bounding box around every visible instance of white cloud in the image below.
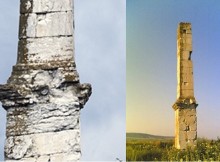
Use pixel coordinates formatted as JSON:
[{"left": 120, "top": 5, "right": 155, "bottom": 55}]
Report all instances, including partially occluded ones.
[{"left": 75, "top": 0, "right": 126, "bottom": 160}]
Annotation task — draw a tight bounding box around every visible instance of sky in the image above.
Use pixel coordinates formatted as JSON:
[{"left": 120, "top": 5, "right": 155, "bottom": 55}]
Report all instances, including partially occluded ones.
[
  {"left": 127, "top": 0, "right": 220, "bottom": 139},
  {"left": 0, "top": 0, "right": 125, "bottom": 161}
]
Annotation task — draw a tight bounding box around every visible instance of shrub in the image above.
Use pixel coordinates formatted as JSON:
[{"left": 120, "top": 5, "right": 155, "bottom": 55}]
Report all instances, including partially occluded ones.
[{"left": 126, "top": 138, "right": 220, "bottom": 161}]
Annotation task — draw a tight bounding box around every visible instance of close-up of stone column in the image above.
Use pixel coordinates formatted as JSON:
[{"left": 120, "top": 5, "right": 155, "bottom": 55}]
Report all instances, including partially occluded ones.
[
  {"left": 173, "top": 22, "right": 198, "bottom": 149},
  {"left": 0, "top": 0, "right": 91, "bottom": 161}
]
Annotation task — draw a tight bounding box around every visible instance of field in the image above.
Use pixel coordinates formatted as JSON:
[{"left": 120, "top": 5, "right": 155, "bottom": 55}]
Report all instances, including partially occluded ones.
[{"left": 127, "top": 136, "right": 220, "bottom": 161}]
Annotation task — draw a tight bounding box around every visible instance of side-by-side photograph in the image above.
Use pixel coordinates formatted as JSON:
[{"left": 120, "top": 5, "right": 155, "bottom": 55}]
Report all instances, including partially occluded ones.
[{"left": 0, "top": 0, "right": 220, "bottom": 161}]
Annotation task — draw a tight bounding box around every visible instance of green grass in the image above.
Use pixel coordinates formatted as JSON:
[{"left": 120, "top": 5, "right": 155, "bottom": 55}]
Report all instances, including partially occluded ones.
[
  {"left": 126, "top": 138, "right": 220, "bottom": 161},
  {"left": 127, "top": 133, "right": 173, "bottom": 139}
]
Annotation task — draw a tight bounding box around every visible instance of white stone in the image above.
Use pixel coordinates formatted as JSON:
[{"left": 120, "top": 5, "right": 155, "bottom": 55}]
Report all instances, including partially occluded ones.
[
  {"left": 20, "top": 11, "right": 73, "bottom": 38},
  {"left": 6, "top": 160, "right": 37, "bottom": 162},
  {"left": 48, "top": 153, "right": 81, "bottom": 162},
  {"left": 36, "top": 155, "right": 50, "bottom": 162},
  {"left": 33, "top": 0, "right": 73, "bottom": 13},
  {"left": 18, "top": 37, "right": 74, "bottom": 63},
  {"left": 5, "top": 136, "right": 33, "bottom": 160},
  {"left": 5, "top": 130, "right": 80, "bottom": 161},
  {"left": 50, "top": 88, "right": 78, "bottom": 104},
  {"left": 36, "top": 11, "right": 73, "bottom": 37},
  {"left": 33, "top": 130, "right": 80, "bottom": 155},
  {"left": 6, "top": 103, "right": 80, "bottom": 136}
]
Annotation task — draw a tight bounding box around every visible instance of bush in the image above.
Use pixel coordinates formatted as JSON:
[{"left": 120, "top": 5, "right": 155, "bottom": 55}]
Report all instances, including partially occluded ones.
[{"left": 126, "top": 138, "right": 220, "bottom": 161}]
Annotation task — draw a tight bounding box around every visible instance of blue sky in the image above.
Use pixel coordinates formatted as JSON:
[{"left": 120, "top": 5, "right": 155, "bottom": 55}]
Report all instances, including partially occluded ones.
[
  {"left": 0, "top": 0, "right": 125, "bottom": 161},
  {"left": 127, "top": 0, "right": 220, "bottom": 139}
]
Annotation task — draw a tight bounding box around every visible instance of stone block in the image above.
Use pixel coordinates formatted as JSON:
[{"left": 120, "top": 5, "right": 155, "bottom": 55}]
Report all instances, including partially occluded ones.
[
  {"left": 179, "top": 131, "right": 187, "bottom": 141},
  {"left": 189, "top": 122, "right": 197, "bottom": 131},
  {"left": 20, "top": 0, "right": 73, "bottom": 13},
  {"left": 178, "top": 109, "right": 186, "bottom": 116},
  {"left": 6, "top": 103, "right": 80, "bottom": 136},
  {"left": 186, "top": 34, "right": 192, "bottom": 41},
  {"left": 19, "top": 13, "right": 37, "bottom": 38},
  {"left": 33, "top": 130, "right": 80, "bottom": 155},
  {"left": 181, "top": 60, "right": 193, "bottom": 67},
  {"left": 179, "top": 140, "right": 187, "bottom": 149},
  {"left": 36, "top": 155, "right": 50, "bottom": 162},
  {"left": 181, "top": 82, "right": 193, "bottom": 90},
  {"left": 5, "top": 136, "right": 33, "bottom": 160},
  {"left": 50, "top": 153, "right": 81, "bottom": 162},
  {"left": 181, "top": 89, "right": 194, "bottom": 98},
  {"left": 181, "top": 51, "right": 190, "bottom": 60},
  {"left": 184, "top": 109, "right": 196, "bottom": 116},
  {"left": 186, "top": 37, "right": 192, "bottom": 44},
  {"left": 5, "top": 130, "right": 80, "bottom": 160},
  {"left": 179, "top": 122, "right": 187, "bottom": 131},
  {"left": 180, "top": 74, "right": 193, "bottom": 83},
  {"left": 186, "top": 115, "right": 196, "bottom": 124},
  {"left": 178, "top": 115, "right": 185, "bottom": 123},
  {"left": 187, "top": 131, "right": 197, "bottom": 140},
  {"left": 19, "top": 11, "right": 73, "bottom": 38},
  {"left": 6, "top": 158, "right": 37, "bottom": 162},
  {"left": 20, "top": 0, "right": 33, "bottom": 13},
  {"left": 181, "top": 67, "right": 193, "bottom": 74},
  {"left": 18, "top": 37, "right": 74, "bottom": 64},
  {"left": 185, "top": 43, "right": 192, "bottom": 51}
]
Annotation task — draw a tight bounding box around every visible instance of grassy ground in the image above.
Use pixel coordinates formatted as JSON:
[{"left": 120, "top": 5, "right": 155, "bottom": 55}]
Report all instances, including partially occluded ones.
[{"left": 126, "top": 138, "right": 220, "bottom": 161}]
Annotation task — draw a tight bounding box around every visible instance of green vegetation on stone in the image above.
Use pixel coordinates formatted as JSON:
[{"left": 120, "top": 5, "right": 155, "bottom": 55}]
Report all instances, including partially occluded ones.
[{"left": 127, "top": 137, "right": 220, "bottom": 161}]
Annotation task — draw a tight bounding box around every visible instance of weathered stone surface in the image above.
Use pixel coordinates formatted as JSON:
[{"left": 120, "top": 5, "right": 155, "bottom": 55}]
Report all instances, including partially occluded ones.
[
  {"left": 6, "top": 103, "right": 80, "bottom": 136},
  {"left": 189, "top": 122, "right": 197, "bottom": 131},
  {"left": 20, "top": 0, "right": 73, "bottom": 13},
  {"left": 173, "top": 22, "right": 198, "bottom": 150},
  {"left": 179, "top": 122, "right": 187, "bottom": 131},
  {"left": 179, "top": 131, "right": 187, "bottom": 141},
  {"left": 187, "top": 131, "right": 197, "bottom": 140},
  {"left": 179, "top": 140, "right": 187, "bottom": 149},
  {"left": 5, "top": 130, "right": 80, "bottom": 160},
  {"left": 5, "top": 136, "right": 32, "bottom": 160},
  {"left": 18, "top": 37, "right": 74, "bottom": 64},
  {"left": 0, "top": 0, "right": 91, "bottom": 161},
  {"left": 19, "top": 11, "right": 73, "bottom": 38}
]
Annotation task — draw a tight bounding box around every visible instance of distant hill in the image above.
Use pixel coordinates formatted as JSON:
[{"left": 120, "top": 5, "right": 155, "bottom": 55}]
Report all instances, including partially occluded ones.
[{"left": 127, "top": 132, "right": 174, "bottom": 139}]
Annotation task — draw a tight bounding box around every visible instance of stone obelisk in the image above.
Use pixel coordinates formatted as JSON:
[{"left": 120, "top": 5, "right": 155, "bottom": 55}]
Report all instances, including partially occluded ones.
[
  {"left": 173, "top": 22, "right": 198, "bottom": 149},
  {"left": 0, "top": 0, "right": 91, "bottom": 161}
]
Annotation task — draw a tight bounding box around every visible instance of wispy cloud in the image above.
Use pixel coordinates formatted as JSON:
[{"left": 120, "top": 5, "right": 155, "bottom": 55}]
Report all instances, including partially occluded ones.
[{"left": 75, "top": 0, "right": 125, "bottom": 160}]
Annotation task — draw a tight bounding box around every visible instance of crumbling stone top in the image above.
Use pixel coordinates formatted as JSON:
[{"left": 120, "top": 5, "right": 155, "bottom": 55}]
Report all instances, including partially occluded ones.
[{"left": 0, "top": 0, "right": 91, "bottom": 110}]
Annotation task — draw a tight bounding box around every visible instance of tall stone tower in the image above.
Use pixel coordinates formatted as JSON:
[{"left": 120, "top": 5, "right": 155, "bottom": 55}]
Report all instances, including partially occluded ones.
[
  {"left": 0, "top": 0, "right": 91, "bottom": 161},
  {"left": 173, "top": 22, "right": 198, "bottom": 149}
]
